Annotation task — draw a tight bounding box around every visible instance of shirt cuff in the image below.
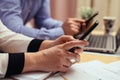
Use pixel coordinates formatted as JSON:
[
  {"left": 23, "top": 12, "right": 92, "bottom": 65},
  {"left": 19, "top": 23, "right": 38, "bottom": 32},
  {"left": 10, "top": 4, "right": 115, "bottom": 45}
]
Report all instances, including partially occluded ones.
[
  {"left": 5, "top": 53, "right": 24, "bottom": 77},
  {"left": 49, "top": 27, "right": 64, "bottom": 40},
  {"left": 27, "top": 39, "right": 44, "bottom": 52}
]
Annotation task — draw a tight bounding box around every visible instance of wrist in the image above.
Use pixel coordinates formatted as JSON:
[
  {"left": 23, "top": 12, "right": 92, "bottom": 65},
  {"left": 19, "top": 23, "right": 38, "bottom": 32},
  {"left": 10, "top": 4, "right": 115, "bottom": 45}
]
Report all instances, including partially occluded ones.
[
  {"left": 22, "top": 52, "right": 39, "bottom": 72},
  {"left": 39, "top": 40, "right": 54, "bottom": 50}
]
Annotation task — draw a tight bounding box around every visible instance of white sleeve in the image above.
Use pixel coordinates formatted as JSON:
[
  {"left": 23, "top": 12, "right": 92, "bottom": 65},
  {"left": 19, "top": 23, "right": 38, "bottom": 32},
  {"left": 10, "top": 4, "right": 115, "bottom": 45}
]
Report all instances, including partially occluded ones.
[
  {"left": 0, "top": 53, "right": 8, "bottom": 78},
  {"left": 0, "top": 21, "right": 33, "bottom": 53}
]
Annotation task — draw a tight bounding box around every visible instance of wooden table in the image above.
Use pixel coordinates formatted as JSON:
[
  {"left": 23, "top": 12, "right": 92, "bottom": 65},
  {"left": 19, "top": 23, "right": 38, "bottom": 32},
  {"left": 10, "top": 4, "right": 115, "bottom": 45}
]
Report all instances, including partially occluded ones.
[{"left": 81, "top": 52, "right": 120, "bottom": 63}]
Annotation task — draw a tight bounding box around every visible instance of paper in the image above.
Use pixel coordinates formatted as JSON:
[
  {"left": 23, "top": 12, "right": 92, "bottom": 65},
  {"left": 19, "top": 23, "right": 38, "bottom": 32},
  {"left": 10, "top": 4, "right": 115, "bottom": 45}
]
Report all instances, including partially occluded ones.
[
  {"left": 103, "top": 61, "right": 120, "bottom": 74},
  {"left": 46, "top": 74, "right": 64, "bottom": 80},
  {"left": 102, "top": 61, "right": 120, "bottom": 77},
  {"left": 61, "top": 67, "right": 99, "bottom": 80},
  {"left": 61, "top": 60, "right": 105, "bottom": 80},
  {"left": 80, "top": 61, "right": 120, "bottom": 80},
  {"left": 12, "top": 60, "right": 120, "bottom": 80},
  {"left": 86, "top": 67, "right": 120, "bottom": 80}
]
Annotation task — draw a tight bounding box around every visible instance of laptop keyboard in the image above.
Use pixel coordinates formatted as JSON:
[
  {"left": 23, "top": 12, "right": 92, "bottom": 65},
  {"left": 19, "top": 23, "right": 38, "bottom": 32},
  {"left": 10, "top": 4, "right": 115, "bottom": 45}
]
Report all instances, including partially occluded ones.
[
  {"left": 116, "top": 32, "right": 120, "bottom": 49},
  {"left": 87, "top": 34, "right": 116, "bottom": 50}
]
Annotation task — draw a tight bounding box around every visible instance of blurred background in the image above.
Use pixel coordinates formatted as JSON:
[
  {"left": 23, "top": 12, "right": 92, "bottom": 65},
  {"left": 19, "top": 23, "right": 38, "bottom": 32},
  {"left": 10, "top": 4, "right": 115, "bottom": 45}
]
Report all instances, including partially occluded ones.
[{"left": 50, "top": 0, "right": 120, "bottom": 32}]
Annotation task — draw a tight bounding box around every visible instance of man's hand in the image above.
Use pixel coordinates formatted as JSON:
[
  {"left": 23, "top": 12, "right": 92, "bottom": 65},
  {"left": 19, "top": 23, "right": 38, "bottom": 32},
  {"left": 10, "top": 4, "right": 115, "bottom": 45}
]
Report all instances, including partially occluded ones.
[
  {"left": 35, "top": 40, "right": 88, "bottom": 72},
  {"left": 62, "top": 18, "right": 86, "bottom": 36},
  {"left": 23, "top": 39, "right": 88, "bottom": 73}
]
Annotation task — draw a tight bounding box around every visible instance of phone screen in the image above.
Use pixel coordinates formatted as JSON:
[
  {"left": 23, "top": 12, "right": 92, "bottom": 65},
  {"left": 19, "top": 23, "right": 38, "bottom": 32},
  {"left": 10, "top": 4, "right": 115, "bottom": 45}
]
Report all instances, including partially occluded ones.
[
  {"left": 86, "top": 12, "right": 99, "bottom": 24},
  {"left": 79, "top": 20, "right": 99, "bottom": 40},
  {"left": 75, "top": 20, "right": 99, "bottom": 40}
]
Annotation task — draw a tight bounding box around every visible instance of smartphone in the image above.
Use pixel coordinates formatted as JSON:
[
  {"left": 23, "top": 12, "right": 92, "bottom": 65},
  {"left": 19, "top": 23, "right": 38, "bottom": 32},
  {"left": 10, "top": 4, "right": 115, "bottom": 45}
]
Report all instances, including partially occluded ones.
[
  {"left": 79, "top": 12, "right": 99, "bottom": 36},
  {"left": 86, "top": 11, "right": 99, "bottom": 24},
  {"left": 69, "top": 20, "right": 99, "bottom": 52},
  {"left": 79, "top": 20, "right": 99, "bottom": 40}
]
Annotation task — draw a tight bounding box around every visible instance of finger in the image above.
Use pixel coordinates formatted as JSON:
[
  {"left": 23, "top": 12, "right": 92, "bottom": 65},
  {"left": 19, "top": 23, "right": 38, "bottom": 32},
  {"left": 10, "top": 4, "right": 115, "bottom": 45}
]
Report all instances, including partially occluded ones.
[
  {"left": 59, "top": 66, "right": 68, "bottom": 72},
  {"left": 70, "top": 18, "right": 86, "bottom": 22},
  {"left": 80, "top": 22, "right": 86, "bottom": 32},
  {"left": 59, "top": 35, "right": 76, "bottom": 42},
  {"left": 71, "top": 27, "right": 80, "bottom": 33},
  {"left": 63, "top": 40, "right": 89, "bottom": 50},
  {"left": 70, "top": 21, "right": 81, "bottom": 27},
  {"left": 62, "top": 50, "right": 79, "bottom": 62},
  {"left": 70, "top": 54, "right": 80, "bottom": 63},
  {"left": 74, "top": 48, "right": 83, "bottom": 54},
  {"left": 76, "top": 54, "right": 80, "bottom": 62},
  {"left": 70, "top": 23, "right": 80, "bottom": 29},
  {"left": 82, "top": 23, "right": 87, "bottom": 31},
  {"left": 65, "top": 51, "right": 78, "bottom": 58},
  {"left": 69, "top": 27, "right": 79, "bottom": 36},
  {"left": 62, "top": 58, "right": 72, "bottom": 67},
  {"left": 82, "top": 22, "right": 86, "bottom": 27},
  {"left": 66, "top": 52, "right": 80, "bottom": 63},
  {"left": 72, "top": 54, "right": 80, "bottom": 63}
]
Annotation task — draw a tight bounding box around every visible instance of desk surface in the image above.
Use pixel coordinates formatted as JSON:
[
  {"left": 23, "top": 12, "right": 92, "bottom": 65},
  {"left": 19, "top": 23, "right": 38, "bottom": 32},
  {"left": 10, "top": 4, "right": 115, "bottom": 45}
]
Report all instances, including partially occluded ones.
[{"left": 81, "top": 52, "right": 120, "bottom": 63}]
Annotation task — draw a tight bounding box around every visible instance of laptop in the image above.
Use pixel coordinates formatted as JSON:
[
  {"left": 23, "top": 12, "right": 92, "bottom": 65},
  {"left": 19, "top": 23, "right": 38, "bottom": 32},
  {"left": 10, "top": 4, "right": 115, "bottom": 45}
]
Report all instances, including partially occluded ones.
[{"left": 84, "top": 27, "right": 120, "bottom": 54}]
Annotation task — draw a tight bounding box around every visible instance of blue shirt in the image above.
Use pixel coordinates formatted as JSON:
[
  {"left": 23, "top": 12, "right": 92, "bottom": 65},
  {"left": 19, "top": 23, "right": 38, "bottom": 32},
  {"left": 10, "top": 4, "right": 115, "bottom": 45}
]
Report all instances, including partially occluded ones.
[{"left": 0, "top": 0, "right": 64, "bottom": 40}]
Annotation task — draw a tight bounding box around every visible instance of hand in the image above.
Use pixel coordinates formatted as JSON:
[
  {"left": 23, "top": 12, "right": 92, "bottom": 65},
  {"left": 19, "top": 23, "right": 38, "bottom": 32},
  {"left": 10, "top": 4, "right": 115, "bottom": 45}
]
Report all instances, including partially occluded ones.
[
  {"left": 39, "top": 35, "right": 76, "bottom": 50},
  {"left": 34, "top": 40, "right": 88, "bottom": 72},
  {"left": 62, "top": 18, "right": 86, "bottom": 36}
]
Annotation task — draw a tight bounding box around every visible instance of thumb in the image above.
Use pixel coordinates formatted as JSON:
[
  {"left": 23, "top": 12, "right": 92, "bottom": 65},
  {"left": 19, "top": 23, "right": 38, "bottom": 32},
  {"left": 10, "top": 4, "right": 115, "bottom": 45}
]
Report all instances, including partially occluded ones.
[{"left": 62, "top": 40, "right": 88, "bottom": 50}]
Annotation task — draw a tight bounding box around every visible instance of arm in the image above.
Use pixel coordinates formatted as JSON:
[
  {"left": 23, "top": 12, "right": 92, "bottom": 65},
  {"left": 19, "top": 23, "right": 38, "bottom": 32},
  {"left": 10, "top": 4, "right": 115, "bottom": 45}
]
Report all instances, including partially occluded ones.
[
  {"left": 23, "top": 40, "right": 88, "bottom": 73},
  {"left": 34, "top": 0, "right": 64, "bottom": 39},
  {"left": 0, "top": 22, "right": 33, "bottom": 53},
  {"left": 0, "top": 54, "right": 8, "bottom": 78},
  {"left": 0, "top": 53, "right": 25, "bottom": 78},
  {"left": 0, "top": 21, "right": 77, "bottom": 53},
  {"left": 0, "top": 21, "right": 45, "bottom": 53},
  {"left": 0, "top": 20, "right": 76, "bottom": 53},
  {"left": 0, "top": 38, "right": 88, "bottom": 78},
  {"left": 0, "top": 37, "right": 43, "bottom": 78},
  {"left": 0, "top": 0, "right": 47, "bottom": 39}
]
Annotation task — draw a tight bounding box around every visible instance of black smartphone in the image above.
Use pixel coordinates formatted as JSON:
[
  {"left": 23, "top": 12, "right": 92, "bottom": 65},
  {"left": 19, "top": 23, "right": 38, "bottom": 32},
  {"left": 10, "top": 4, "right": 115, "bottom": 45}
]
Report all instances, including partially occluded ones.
[
  {"left": 79, "top": 12, "right": 99, "bottom": 37},
  {"left": 79, "top": 20, "right": 99, "bottom": 40},
  {"left": 69, "top": 20, "right": 99, "bottom": 52},
  {"left": 86, "top": 11, "right": 99, "bottom": 24}
]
